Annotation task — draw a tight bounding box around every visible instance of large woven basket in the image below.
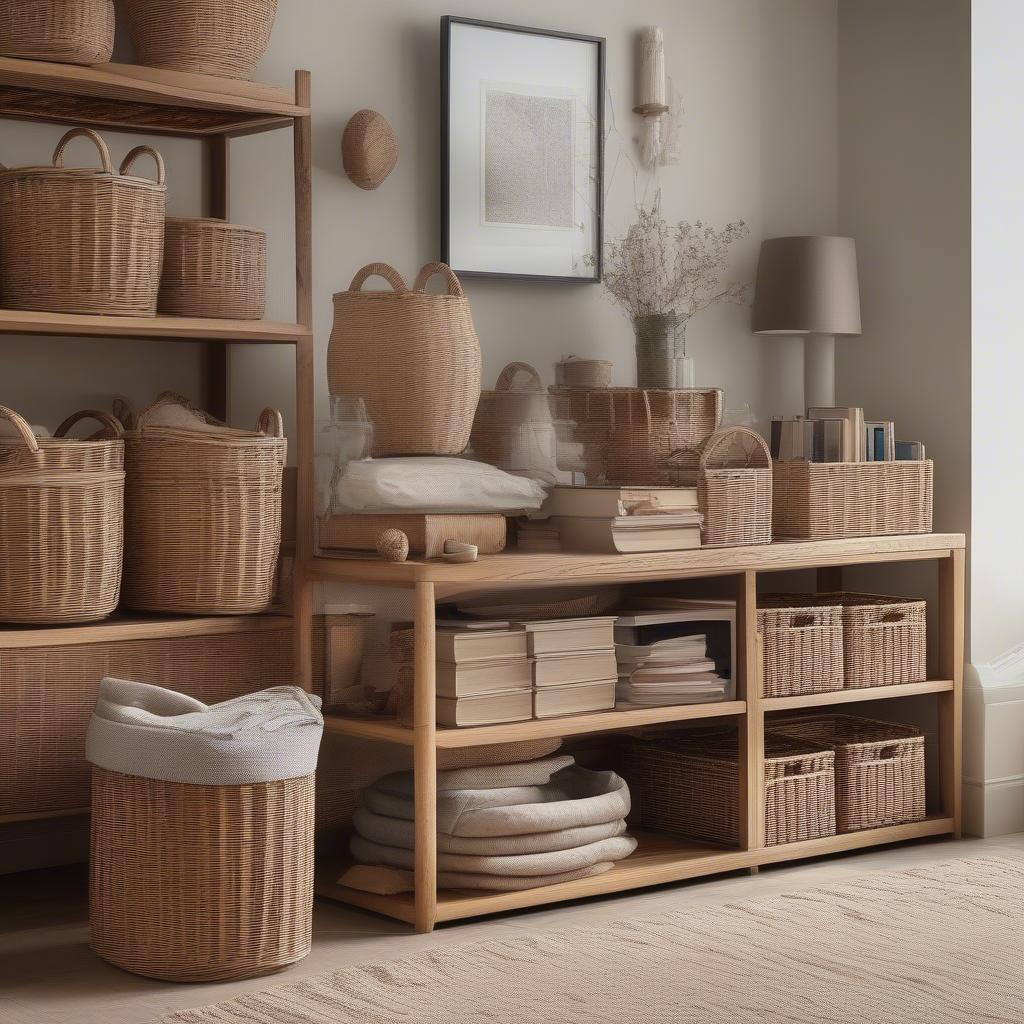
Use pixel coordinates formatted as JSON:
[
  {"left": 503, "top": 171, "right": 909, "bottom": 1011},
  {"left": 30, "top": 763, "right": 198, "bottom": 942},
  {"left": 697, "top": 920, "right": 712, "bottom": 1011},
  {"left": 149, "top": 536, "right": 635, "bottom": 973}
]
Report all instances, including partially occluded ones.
[
  {"left": 0, "top": 128, "right": 165, "bottom": 317},
  {"left": 769, "top": 715, "right": 926, "bottom": 832},
  {"left": 158, "top": 217, "right": 266, "bottom": 319},
  {"left": 90, "top": 767, "right": 314, "bottom": 981},
  {"left": 773, "top": 460, "right": 934, "bottom": 539},
  {"left": 696, "top": 427, "right": 772, "bottom": 547},
  {"left": 622, "top": 728, "right": 836, "bottom": 847},
  {"left": 758, "top": 597, "right": 845, "bottom": 698},
  {"left": 0, "top": 0, "right": 114, "bottom": 64},
  {"left": 120, "top": 0, "right": 277, "bottom": 80},
  {"left": 328, "top": 262, "right": 482, "bottom": 456},
  {"left": 549, "top": 386, "right": 722, "bottom": 486},
  {"left": 122, "top": 396, "right": 286, "bottom": 615},
  {"left": 0, "top": 406, "right": 124, "bottom": 625}
]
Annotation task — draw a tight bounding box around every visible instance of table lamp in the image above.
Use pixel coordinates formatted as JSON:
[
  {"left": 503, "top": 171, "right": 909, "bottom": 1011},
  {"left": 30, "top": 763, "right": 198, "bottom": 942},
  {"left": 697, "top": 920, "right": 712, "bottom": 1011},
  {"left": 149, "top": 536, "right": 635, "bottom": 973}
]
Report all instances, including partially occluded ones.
[{"left": 752, "top": 236, "right": 861, "bottom": 409}]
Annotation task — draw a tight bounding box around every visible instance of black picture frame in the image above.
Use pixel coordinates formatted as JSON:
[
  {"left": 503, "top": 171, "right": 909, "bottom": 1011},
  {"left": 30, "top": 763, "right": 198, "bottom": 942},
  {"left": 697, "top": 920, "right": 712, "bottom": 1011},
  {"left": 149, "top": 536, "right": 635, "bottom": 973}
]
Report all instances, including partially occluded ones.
[{"left": 441, "top": 15, "right": 605, "bottom": 284}]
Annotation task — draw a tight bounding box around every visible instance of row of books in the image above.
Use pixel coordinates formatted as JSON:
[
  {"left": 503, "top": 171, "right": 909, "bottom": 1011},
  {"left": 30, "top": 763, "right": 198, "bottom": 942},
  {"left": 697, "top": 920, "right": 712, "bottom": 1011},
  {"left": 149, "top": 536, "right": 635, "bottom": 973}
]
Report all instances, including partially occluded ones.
[{"left": 771, "top": 406, "right": 926, "bottom": 463}]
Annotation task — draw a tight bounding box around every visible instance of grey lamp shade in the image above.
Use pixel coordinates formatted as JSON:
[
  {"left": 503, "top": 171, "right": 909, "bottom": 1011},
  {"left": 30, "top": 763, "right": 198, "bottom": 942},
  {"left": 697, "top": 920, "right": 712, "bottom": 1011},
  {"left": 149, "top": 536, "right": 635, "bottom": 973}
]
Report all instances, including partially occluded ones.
[{"left": 752, "top": 235, "right": 862, "bottom": 335}]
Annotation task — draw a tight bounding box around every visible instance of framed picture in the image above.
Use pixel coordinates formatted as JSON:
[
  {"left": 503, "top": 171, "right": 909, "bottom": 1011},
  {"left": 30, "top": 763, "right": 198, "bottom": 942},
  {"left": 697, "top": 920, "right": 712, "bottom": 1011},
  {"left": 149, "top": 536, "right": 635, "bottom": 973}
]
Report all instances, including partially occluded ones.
[{"left": 441, "top": 16, "right": 605, "bottom": 283}]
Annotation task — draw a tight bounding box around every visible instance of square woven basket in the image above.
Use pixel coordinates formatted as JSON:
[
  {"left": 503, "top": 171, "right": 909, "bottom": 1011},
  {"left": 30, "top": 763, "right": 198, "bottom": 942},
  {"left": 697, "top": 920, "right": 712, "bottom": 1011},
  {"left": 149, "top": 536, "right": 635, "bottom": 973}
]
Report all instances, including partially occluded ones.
[{"left": 757, "top": 598, "right": 845, "bottom": 698}]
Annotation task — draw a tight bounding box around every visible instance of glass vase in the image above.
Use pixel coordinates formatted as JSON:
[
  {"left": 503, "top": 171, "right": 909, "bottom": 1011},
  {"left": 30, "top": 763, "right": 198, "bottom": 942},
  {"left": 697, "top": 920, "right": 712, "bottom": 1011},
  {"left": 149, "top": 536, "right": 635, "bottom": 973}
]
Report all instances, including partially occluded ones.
[
  {"left": 315, "top": 396, "right": 374, "bottom": 516},
  {"left": 674, "top": 320, "right": 695, "bottom": 388}
]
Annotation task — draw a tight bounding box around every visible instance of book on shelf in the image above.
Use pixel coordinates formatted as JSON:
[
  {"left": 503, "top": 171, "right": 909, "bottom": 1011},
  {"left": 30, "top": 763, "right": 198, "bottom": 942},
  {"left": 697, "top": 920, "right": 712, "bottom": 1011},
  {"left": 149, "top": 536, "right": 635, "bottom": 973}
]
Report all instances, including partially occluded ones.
[
  {"left": 515, "top": 519, "right": 562, "bottom": 552},
  {"left": 539, "top": 484, "right": 698, "bottom": 519},
  {"left": 552, "top": 513, "right": 702, "bottom": 554},
  {"left": 771, "top": 415, "right": 849, "bottom": 463},
  {"left": 864, "top": 420, "right": 896, "bottom": 462},
  {"left": 319, "top": 512, "right": 506, "bottom": 559},
  {"left": 434, "top": 626, "right": 527, "bottom": 663},
  {"left": 895, "top": 440, "right": 926, "bottom": 461},
  {"left": 532, "top": 649, "right": 618, "bottom": 687},
  {"left": 521, "top": 616, "right": 617, "bottom": 656},
  {"left": 436, "top": 687, "right": 533, "bottom": 727},
  {"left": 614, "top": 636, "right": 708, "bottom": 664},
  {"left": 436, "top": 657, "right": 533, "bottom": 699},
  {"left": 533, "top": 679, "right": 616, "bottom": 719},
  {"left": 619, "top": 658, "right": 718, "bottom": 677},
  {"left": 808, "top": 406, "right": 865, "bottom": 461}
]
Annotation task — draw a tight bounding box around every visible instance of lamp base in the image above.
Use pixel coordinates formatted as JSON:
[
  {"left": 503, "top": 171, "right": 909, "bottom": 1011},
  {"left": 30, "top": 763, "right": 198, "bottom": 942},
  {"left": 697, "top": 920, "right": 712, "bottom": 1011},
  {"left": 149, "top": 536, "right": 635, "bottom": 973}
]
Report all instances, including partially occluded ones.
[{"left": 804, "top": 335, "right": 835, "bottom": 410}]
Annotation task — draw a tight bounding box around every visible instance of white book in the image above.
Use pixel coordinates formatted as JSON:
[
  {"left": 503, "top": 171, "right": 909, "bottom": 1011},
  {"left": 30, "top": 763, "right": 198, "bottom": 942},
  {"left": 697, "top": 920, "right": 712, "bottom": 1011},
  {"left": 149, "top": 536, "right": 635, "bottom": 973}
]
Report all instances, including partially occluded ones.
[
  {"left": 436, "top": 688, "right": 533, "bottom": 727},
  {"left": 533, "top": 679, "right": 616, "bottom": 719},
  {"left": 436, "top": 657, "right": 533, "bottom": 699},
  {"left": 540, "top": 485, "right": 698, "bottom": 519}
]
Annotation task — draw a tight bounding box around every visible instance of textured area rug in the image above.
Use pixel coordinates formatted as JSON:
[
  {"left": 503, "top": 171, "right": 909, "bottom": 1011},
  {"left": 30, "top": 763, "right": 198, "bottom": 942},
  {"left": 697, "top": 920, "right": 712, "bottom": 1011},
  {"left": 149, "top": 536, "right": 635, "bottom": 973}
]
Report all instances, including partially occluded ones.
[{"left": 163, "top": 856, "right": 1024, "bottom": 1024}]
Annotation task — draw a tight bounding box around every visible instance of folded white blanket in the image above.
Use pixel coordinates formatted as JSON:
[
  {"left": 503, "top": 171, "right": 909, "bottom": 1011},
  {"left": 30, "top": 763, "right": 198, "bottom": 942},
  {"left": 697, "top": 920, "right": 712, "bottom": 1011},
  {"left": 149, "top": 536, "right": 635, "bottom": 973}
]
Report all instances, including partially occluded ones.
[
  {"left": 86, "top": 678, "right": 324, "bottom": 785},
  {"left": 373, "top": 755, "right": 574, "bottom": 796}
]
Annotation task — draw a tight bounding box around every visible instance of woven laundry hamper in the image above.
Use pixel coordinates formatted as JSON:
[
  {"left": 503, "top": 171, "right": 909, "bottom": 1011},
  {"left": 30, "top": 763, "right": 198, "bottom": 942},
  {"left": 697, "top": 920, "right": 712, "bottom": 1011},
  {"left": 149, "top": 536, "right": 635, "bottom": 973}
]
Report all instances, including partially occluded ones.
[
  {"left": 87, "top": 678, "right": 323, "bottom": 982},
  {"left": 0, "top": 0, "right": 114, "bottom": 64}
]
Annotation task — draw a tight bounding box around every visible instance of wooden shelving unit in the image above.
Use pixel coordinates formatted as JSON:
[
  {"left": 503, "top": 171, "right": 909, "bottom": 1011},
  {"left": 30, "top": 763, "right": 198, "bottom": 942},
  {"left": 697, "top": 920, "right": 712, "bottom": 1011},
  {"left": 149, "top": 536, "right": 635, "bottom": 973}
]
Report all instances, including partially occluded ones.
[
  {"left": 314, "top": 533, "right": 965, "bottom": 933},
  {"left": 0, "top": 59, "right": 316, "bottom": 824}
]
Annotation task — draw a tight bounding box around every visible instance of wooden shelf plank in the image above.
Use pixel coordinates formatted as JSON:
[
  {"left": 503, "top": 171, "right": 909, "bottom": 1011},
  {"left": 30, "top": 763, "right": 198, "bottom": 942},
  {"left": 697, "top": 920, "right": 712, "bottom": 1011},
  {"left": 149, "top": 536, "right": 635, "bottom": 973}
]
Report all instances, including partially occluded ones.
[
  {"left": 0, "top": 807, "right": 90, "bottom": 825},
  {"left": 323, "top": 700, "right": 746, "bottom": 748},
  {"left": 317, "top": 817, "right": 956, "bottom": 925},
  {"left": 0, "top": 57, "right": 307, "bottom": 136},
  {"left": 0, "top": 613, "right": 292, "bottom": 650},
  {"left": 763, "top": 679, "right": 955, "bottom": 711},
  {"left": 0, "top": 308, "right": 310, "bottom": 343},
  {"left": 311, "top": 534, "right": 966, "bottom": 590}
]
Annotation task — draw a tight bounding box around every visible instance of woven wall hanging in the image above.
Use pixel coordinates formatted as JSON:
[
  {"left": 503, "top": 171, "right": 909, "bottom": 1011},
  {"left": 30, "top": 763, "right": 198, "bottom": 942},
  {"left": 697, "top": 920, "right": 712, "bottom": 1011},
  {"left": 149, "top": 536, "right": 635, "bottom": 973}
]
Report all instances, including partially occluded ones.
[{"left": 342, "top": 109, "right": 398, "bottom": 190}]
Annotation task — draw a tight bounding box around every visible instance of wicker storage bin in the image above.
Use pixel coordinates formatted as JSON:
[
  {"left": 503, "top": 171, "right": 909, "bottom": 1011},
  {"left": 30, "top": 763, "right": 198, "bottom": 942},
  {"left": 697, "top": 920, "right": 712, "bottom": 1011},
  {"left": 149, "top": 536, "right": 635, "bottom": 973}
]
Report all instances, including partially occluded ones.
[
  {"left": 328, "top": 262, "right": 482, "bottom": 457},
  {"left": 559, "top": 358, "right": 613, "bottom": 388},
  {"left": 0, "top": 128, "right": 165, "bottom": 316},
  {"left": 0, "top": 0, "right": 114, "bottom": 64},
  {"left": 0, "top": 407, "right": 124, "bottom": 625},
  {"left": 697, "top": 427, "right": 772, "bottom": 547},
  {"left": 159, "top": 217, "right": 266, "bottom": 319},
  {"left": 622, "top": 728, "right": 836, "bottom": 847},
  {"left": 549, "top": 386, "right": 722, "bottom": 486},
  {"left": 122, "top": 397, "right": 286, "bottom": 615},
  {"left": 0, "top": 621, "right": 296, "bottom": 817},
  {"left": 769, "top": 715, "right": 926, "bottom": 832},
  {"left": 90, "top": 768, "right": 313, "bottom": 981},
  {"left": 120, "top": 0, "right": 277, "bottom": 80},
  {"left": 757, "top": 598, "right": 845, "bottom": 697},
  {"left": 773, "top": 460, "right": 934, "bottom": 539}
]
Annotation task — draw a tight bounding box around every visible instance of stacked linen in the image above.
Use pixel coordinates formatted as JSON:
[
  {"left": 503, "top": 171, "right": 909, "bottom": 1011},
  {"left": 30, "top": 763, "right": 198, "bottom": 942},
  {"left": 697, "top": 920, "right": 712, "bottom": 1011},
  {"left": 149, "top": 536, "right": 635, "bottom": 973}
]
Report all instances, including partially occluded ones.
[
  {"left": 341, "top": 740, "right": 636, "bottom": 892},
  {"left": 616, "top": 633, "right": 728, "bottom": 707}
]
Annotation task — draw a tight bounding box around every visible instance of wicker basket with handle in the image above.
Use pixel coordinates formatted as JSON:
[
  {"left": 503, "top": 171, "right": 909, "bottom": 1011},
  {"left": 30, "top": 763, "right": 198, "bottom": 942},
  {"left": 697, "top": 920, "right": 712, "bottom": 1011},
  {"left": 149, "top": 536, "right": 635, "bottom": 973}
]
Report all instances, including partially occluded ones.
[
  {"left": 120, "top": 0, "right": 277, "bottom": 80},
  {"left": 0, "top": 128, "right": 166, "bottom": 316},
  {"left": 0, "top": 0, "right": 114, "bottom": 64},
  {"left": 158, "top": 217, "right": 267, "bottom": 319},
  {"left": 695, "top": 426, "right": 772, "bottom": 547},
  {"left": 122, "top": 394, "right": 286, "bottom": 615},
  {"left": 0, "top": 406, "right": 124, "bottom": 625},
  {"left": 769, "top": 714, "right": 926, "bottom": 832},
  {"left": 328, "top": 262, "right": 482, "bottom": 457},
  {"left": 757, "top": 597, "right": 845, "bottom": 698}
]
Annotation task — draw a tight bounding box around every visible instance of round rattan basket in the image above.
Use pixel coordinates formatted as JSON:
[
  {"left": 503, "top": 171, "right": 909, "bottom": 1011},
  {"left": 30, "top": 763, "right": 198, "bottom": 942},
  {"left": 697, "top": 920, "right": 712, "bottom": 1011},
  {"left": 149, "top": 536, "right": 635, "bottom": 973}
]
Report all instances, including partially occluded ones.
[
  {"left": 158, "top": 217, "right": 267, "bottom": 319},
  {"left": 0, "top": 128, "right": 165, "bottom": 317},
  {"left": 121, "top": 395, "right": 286, "bottom": 615},
  {"left": 0, "top": 407, "right": 124, "bottom": 625},
  {"left": 0, "top": 0, "right": 114, "bottom": 64},
  {"left": 120, "top": 0, "right": 277, "bottom": 80},
  {"left": 90, "top": 767, "right": 314, "bottom": 981}
]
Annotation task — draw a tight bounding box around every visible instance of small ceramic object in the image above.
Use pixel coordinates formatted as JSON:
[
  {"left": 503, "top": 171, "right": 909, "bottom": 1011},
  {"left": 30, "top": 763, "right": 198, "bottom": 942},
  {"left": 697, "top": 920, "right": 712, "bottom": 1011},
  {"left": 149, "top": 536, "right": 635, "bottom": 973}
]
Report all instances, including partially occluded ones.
[
  {"left": 443, "top": 540, "right": 478, "bottom": 563},
  {"left": 342, "top": 109, "right": 398, "bottom": 190},
  {"left": 376, "top": 528, "right": 410, "bottom": 562}
]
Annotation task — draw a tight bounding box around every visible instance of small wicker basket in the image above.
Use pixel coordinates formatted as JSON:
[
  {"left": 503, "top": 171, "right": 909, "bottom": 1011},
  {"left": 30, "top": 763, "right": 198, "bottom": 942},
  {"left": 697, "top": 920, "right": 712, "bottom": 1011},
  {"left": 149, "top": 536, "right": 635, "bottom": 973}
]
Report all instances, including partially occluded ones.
[
  {"left": 769, "top": 715, "right": 926, "bottom": 832},
  {"left": 122, "top": 395, "right": 286, "bottom": 615},
  {"left": 120, "top": 0, "right": 277, "bottom": 80},
  {"left": 758, "top": 597, "right": 845, "bottom": 698},
  {"left": 696, "top": 427, "right": 772, "bottom": 547},
  {"left": 0, "top": 406, "right": 124, "bottom": 625},
  {"left": 0, "top": 128, "right": 165, "bottom": 317},
  {"left": 159, "top": 217, "right": 267, "bottom": 319},
  {"left": 90, "top": 768, "right": 314, "bottom": 981},
  {"left": 622, "top": 728, "right": 836, "bottom": 847},
  {"left": 0, "top": 0, "right": 114, "bottom": 64}
]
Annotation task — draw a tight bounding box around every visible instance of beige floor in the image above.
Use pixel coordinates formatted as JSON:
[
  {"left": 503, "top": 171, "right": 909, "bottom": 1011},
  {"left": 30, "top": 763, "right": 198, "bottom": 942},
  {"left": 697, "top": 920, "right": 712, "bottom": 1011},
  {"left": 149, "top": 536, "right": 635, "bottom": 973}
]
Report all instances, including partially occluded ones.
[{"left": 2, "top": 832, "right": 1022, "bottom": 1024}]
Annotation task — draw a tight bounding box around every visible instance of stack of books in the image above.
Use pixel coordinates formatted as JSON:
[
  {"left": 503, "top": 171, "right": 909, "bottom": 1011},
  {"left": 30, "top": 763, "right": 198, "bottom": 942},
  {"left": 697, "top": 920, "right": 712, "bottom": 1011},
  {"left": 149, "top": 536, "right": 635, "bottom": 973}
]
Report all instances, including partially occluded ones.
[
  {"left": 514, "top": 518, "right": 562, "bottom": 552},
  {"left": 523, "top": 616, "right": 617, "bottom": 719},
  {"left": 771, "top": 407, "right": 925, "bottom": 463},
  {"left": 530, "top": 485, "right": 703, "bottom": 554}
]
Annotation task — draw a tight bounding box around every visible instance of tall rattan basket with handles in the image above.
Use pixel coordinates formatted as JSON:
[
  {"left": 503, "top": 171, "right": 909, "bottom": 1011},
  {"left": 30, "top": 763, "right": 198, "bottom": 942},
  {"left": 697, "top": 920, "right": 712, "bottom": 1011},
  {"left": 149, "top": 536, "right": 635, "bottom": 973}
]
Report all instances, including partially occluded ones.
[
  {"left": 695, "top": 426, "right": 773, "bottom": 547},
  {"left": 0, "top": 0, "right": 115, "bottom": 64},
  {"left": 0, "top": 128, "right": 165, "bottom": 316},
  {"left": 327, "top": 261, "right": 482, "bottom": 457},
  {"left": 0, "top": 406, "right": 124, "bottom": 624},
  {"left": 121, "top": 394, "right": 286, "bottom": 615}
]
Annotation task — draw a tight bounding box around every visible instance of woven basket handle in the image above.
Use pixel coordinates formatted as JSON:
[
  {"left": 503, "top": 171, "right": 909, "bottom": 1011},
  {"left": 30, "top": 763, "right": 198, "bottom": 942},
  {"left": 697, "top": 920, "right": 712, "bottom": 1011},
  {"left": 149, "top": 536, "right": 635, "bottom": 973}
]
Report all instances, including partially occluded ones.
[
  {"left": 256, "top": 408, "right": 285, "bottom": 438},
  {"left": 120, "top": 145, "right": 166, "bottom": 186},
  {"left": 412, "top": 261, "right": 465, "bottom": 297},
  {"left": 698, "top": 427, "right": 772, "bottom": 471},
  {"left": 0, "top": 405, "right": 40, "bottom": 454},
  {"left": 52, "top": 127, "right": 113, "bottom": 174},
  {"left": 54, "top": 409, "right": 125, "bottom": 439},
  {"left": 349, "top": 263, "right": 408, "bottom": 293},
  {"left": 495, "top": 362, "right": 544, "bottom": 394},
  {"left": 111, "top": 397, "right": 139, "bottom": 431}
]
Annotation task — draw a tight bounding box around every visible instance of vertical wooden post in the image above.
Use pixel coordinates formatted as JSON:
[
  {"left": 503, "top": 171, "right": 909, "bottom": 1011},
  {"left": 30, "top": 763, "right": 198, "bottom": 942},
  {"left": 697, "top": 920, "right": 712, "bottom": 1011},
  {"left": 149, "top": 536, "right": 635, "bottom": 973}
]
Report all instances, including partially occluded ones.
[
  {"left": 737, "top": 570, "right": 765, "bottom": 857},
  {"left": 292, "top": 70, "right": 315, "bottom": 690},
  {"left": 413, "top": 582, "right": 438, "bottom": 933},
  {"left": 937, "top": 548, "right": 965, "bottom": 837},
  {"left": 203, "top": 134, "right": 230, "bottom": 421}
]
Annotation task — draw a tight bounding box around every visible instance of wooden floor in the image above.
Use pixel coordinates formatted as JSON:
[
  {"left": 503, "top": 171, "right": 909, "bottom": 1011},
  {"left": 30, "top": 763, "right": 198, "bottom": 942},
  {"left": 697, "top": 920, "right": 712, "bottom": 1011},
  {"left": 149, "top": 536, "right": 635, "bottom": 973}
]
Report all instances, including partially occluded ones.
[{"left": 1, "top": 833, "right": 1021, "bottom": 1024}]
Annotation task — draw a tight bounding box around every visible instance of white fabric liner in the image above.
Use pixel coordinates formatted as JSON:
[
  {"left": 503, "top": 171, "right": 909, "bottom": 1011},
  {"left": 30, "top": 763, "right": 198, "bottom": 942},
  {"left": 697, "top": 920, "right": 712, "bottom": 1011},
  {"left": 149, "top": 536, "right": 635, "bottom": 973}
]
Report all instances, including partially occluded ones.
[
  {"left": 374, "top": 755, "right": 574, "bottom": 794},
  {"left": 86, "top": 678, "right": 324, "bottom": 785},
  {"left": 339, "top": 861, "right": 615, "bottom": 894}
]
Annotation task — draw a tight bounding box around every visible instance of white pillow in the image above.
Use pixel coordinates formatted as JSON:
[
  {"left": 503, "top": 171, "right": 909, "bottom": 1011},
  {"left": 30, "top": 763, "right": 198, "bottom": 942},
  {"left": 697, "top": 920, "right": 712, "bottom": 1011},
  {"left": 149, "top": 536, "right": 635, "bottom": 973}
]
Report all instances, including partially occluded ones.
[{"left": 334, "top": 457, "right": 547, "bottom": 514}]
